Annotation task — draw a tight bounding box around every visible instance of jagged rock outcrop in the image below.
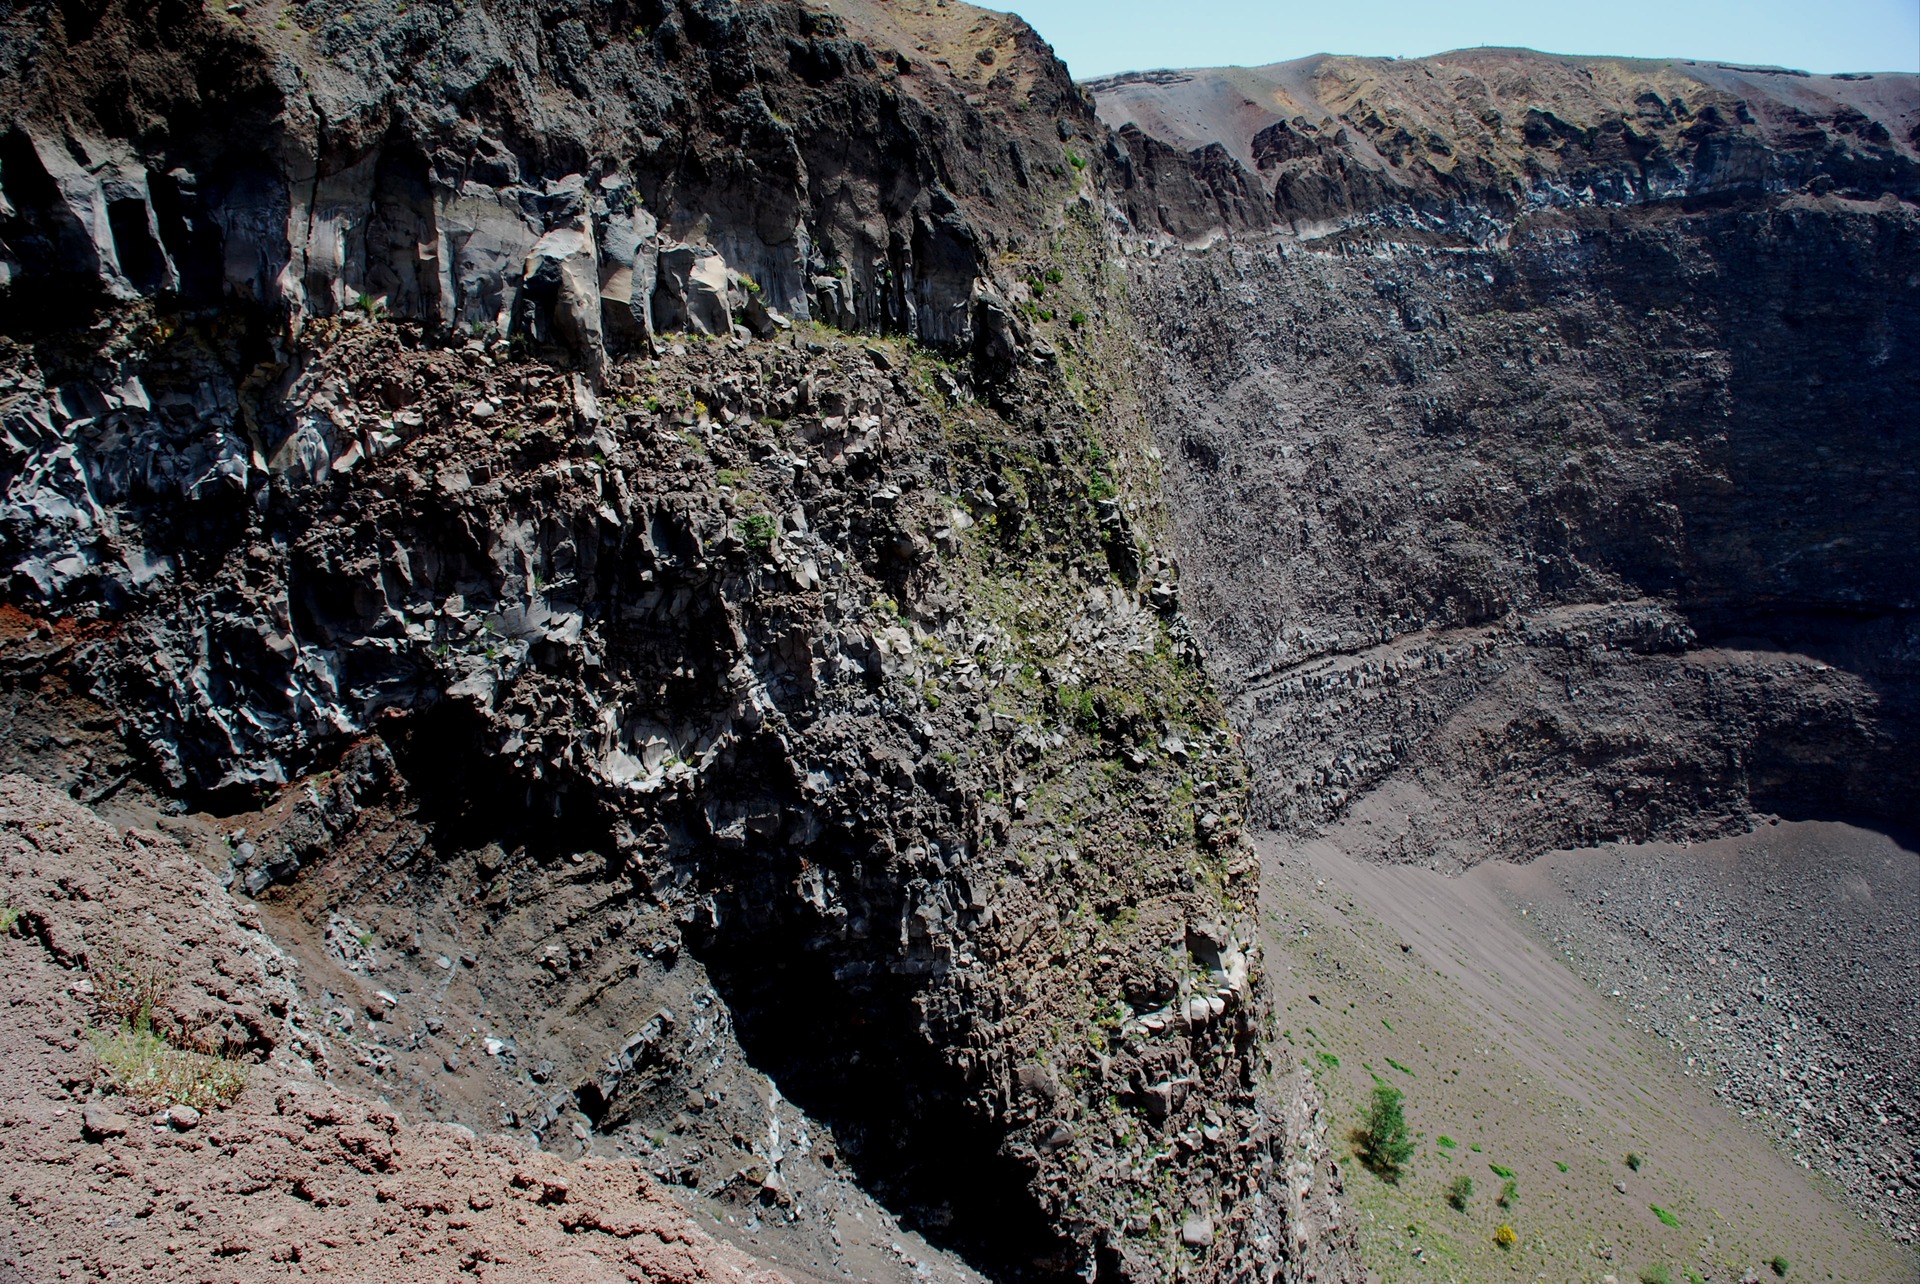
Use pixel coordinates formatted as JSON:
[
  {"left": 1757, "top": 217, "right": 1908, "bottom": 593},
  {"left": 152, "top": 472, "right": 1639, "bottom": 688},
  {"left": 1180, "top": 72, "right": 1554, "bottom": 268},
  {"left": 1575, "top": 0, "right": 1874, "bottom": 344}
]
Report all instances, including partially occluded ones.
[
  {"left": 0, "top": 0, "right": 1098, "bottom": 365},
  {"left": 0, "top": 4, "right": 1370, "bottom": 1281}
]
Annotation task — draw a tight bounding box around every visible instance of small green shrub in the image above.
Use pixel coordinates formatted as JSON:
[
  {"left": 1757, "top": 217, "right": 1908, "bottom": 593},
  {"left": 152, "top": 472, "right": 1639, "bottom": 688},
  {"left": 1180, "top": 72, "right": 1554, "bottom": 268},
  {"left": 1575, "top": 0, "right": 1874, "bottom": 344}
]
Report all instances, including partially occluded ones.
[
  {"left": 1493, "top": 1223, "right": 1517, "bottom": 1250},
  {"left": 86, "top": 949, "right": 247, "bottom": 1111},
  {"left": 0, "top": 906, "right": 19, "bottom": 933},
  {"left": 1445, "top": 1175, "right": 1473, "bottom": 1211},
  {"left": 1639, "top": 1267, "right": 1674, "bottom": 1284},
  {"left": 1057, "top": 685, "right": 1099, "bottom": 732},
  {"left": 1497, "top": 1178, "right": 1518, "bottom": 1208},
  {"left": 1554, "top": 1160, "right": 1570, "bottom": 1172},
  {"left": 1769, "top": 1256, "right": 1790, "bottom": 1278},
  {"left": 1650, "top": 1204, "right": 1680, "bottom": 1228},
  {"left": 1488, "top": 1163, "right": 1515, "bottom": 1179},
  {"left": 1353, "top": 1084, "right": 1416, "bottom": 1181},
  {"left": 737, "top": 513, "right": 777, "bottom": 552},
  {"left": 1626, "top": 1152, "right": 1644, "bottom": 1171},
  {"left": 1436, "top": 1134, "right": 1457, "bottom": 1150}
]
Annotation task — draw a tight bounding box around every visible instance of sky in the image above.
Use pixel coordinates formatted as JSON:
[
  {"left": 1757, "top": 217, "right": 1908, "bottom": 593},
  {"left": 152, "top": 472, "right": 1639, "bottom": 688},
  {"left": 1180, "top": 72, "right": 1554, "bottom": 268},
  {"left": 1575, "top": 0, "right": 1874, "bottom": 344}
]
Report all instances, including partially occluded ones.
[{"left": 1002, "top": 0, "right": 1920, "bottom": 79}]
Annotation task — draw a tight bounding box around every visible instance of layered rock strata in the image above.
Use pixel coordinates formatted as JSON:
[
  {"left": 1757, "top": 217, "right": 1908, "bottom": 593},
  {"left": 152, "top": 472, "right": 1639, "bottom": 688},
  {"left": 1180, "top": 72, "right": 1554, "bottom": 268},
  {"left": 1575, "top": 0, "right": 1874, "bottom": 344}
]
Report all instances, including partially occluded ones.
[
  {"left": 0, "top": 2, "right": 1365, "bottom": 1280},
  {"left": 0, "top": 771, "right": 799, "bottom": 1283},
  {"left": 1094, "top": 48, "right": 1920, "bottom": 1245},
  {"left": 1094, "top": 55, "right": 1920, "bottom": 864}
]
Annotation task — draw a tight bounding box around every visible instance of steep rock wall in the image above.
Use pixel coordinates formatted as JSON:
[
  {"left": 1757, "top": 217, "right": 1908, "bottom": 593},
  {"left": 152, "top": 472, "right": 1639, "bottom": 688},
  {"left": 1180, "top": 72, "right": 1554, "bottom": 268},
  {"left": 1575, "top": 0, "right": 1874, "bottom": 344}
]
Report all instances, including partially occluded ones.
[
  {"left": 1092, "top": 52, "right": 1920, "bottom": 863},
  {"left": 1128, "top": 196, "right": 1920, "bottom": 862},
  {"left": 0, "top": 0, "right": 1094, "bottom": 360},
  {"left": 0, "top": 3, "right": 1366, "bottom": 1281}
]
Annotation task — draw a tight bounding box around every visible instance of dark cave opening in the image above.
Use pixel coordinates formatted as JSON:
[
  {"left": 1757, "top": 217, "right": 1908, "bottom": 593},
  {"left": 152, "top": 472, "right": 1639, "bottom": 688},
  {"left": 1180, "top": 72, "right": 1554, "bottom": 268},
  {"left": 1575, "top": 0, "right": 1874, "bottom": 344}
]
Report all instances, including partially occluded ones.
[{"left": 377, "top": 699, "right": 619, "bottom": 867}]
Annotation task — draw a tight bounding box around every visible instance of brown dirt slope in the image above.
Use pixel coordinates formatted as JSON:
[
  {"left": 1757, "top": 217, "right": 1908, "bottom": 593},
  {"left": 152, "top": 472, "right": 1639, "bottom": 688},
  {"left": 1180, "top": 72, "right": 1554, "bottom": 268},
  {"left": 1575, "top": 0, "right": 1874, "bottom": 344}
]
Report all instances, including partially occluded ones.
[{"left": 0, "top": 772, "right": 795, "bottom": 1284}]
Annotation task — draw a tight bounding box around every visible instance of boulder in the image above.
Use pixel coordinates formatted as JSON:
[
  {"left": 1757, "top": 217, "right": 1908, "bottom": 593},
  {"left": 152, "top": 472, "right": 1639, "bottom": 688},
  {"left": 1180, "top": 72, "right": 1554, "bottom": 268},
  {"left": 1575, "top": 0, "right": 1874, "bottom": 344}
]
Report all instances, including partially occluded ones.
[
  {"left": 523, "top": 223, "right": 606, "bottom": 375},
  {"left": 597, "top": 201, "right": 659, "bottom": 351},
  {"left": 655, "top": 244, "right": 732, "bottom": 336},
  {"left": 686, "top": 251, "right": 733, "bottom": 336}
]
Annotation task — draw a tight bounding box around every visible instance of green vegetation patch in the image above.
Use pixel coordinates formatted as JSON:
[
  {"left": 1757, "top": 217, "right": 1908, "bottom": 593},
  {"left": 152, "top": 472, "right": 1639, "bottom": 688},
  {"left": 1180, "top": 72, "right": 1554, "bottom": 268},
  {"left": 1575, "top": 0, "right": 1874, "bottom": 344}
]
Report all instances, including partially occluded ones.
[
  {"left": 86, "top": 949, "right": 248, "bottom": 1111},
  {"left": 89, "top": 1024, "right": 248, "bottom": 1111},
  {"left": 737, "top": 512, "right": 777, "bottom": 552},
  {"left": 1352, "top": 1084, "right": 1416, "bottom": 1182}
]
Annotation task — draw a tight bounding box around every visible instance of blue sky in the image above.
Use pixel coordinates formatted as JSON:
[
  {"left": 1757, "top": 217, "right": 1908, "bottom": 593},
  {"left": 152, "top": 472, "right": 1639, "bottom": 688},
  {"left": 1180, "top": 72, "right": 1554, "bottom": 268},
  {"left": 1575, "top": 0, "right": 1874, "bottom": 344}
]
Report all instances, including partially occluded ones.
[{"left": 1004, "top": 0, "right": 1920, "bottom": 78}]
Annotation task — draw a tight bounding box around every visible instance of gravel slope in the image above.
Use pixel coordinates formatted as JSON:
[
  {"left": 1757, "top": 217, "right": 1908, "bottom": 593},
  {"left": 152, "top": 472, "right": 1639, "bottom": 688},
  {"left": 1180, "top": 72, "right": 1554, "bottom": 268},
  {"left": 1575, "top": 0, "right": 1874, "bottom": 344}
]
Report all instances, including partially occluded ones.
[
  {"left": 1485, "top": 820, "right": 1920, "bottom": 1246},
  {"left": 1256, "top": 826, "right": 1916, "bottom": 1282}
]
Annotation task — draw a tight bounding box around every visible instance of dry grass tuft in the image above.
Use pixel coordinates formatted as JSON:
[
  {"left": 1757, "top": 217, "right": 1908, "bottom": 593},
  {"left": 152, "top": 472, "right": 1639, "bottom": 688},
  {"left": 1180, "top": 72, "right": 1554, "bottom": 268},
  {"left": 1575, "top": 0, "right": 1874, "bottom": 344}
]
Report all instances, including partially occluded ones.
[
  {"left": 87, "top": 1025, "right": 248, "bottom": 1111},
  {"left": 85, "top": 945, "right": 248, "bottom": 1111}
]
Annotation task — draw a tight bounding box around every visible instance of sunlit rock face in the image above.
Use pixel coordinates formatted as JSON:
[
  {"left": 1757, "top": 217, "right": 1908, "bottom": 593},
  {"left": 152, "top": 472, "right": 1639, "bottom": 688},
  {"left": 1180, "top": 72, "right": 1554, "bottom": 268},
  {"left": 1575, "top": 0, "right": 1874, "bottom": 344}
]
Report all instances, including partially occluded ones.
[{"left": 1091, "top": 51, "right": 1920, "bottom": 864}]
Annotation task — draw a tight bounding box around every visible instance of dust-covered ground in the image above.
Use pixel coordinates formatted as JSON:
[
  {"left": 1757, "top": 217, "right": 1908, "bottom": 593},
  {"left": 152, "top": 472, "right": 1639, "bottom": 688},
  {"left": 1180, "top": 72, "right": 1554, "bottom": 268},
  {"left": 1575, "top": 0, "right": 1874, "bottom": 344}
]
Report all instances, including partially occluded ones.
[{"left": 1256, "top": 825, "right": 1917, "bottom": 1283}]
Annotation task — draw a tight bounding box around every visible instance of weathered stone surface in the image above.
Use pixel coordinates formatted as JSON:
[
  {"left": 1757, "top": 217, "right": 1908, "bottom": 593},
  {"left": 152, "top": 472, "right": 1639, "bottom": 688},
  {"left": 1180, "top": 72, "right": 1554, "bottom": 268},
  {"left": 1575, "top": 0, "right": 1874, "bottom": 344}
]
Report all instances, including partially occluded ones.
[
  {"left": 523, "top": 221, "right": 605, "bottom": 373},
  {"left": 1093, "top": 52, "right": 1920, "bottom": 241},
  {"left": 6, "top": 0, "right": 1912, "bottom": 1279},
  {"left": 0, "top": 0, "right": 1099, "bottom": 356},
  {"left": 0, "top": 774, "right": 798, "bottom": 1284},
  {"left": 1098, "top": 50, "right": 1920, "bottom": 1250}
]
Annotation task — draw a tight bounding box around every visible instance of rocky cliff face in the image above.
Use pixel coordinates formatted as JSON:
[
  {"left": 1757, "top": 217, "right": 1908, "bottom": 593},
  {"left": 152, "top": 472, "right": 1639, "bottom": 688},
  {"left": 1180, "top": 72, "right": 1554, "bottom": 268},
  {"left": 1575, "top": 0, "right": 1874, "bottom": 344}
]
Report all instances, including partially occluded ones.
[
  {"left": 5, "top": 0, "right": 1915, "bottom": 1276},
  {"left": 1094, "top": 51, "right": 1920, "bottom": 239},
  {"left": 1092, "top": 55, "right": 1920, "bottom": 869},
  {"left": 0, "top": 2, "right": 1363, "bottom": 1281},
  {"left": 1094, "top": 55, "right": 1919, "bottom": 1247},
  {"left": 0, "top": 0, "right": 1089, "bottom": 357}
]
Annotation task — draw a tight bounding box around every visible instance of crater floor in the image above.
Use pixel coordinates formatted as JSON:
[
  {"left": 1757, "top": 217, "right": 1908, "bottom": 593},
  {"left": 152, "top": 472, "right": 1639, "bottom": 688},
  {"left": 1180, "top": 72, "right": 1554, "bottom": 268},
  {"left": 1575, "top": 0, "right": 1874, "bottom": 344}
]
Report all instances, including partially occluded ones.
[{"left": 1257, "top": 821, "right": 1917, "bottom": 1282}]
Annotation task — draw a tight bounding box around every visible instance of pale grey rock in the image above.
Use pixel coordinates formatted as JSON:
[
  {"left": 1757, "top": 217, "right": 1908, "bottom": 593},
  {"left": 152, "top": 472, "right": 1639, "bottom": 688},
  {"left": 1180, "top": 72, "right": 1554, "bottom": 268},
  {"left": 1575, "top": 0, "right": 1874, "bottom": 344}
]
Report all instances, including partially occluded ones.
[
  {"left": 523, "top": 219, "right": 605, "bottom": 374},
  {"left": 596, "top": 203, "right": 660, "bottom": 349}
]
